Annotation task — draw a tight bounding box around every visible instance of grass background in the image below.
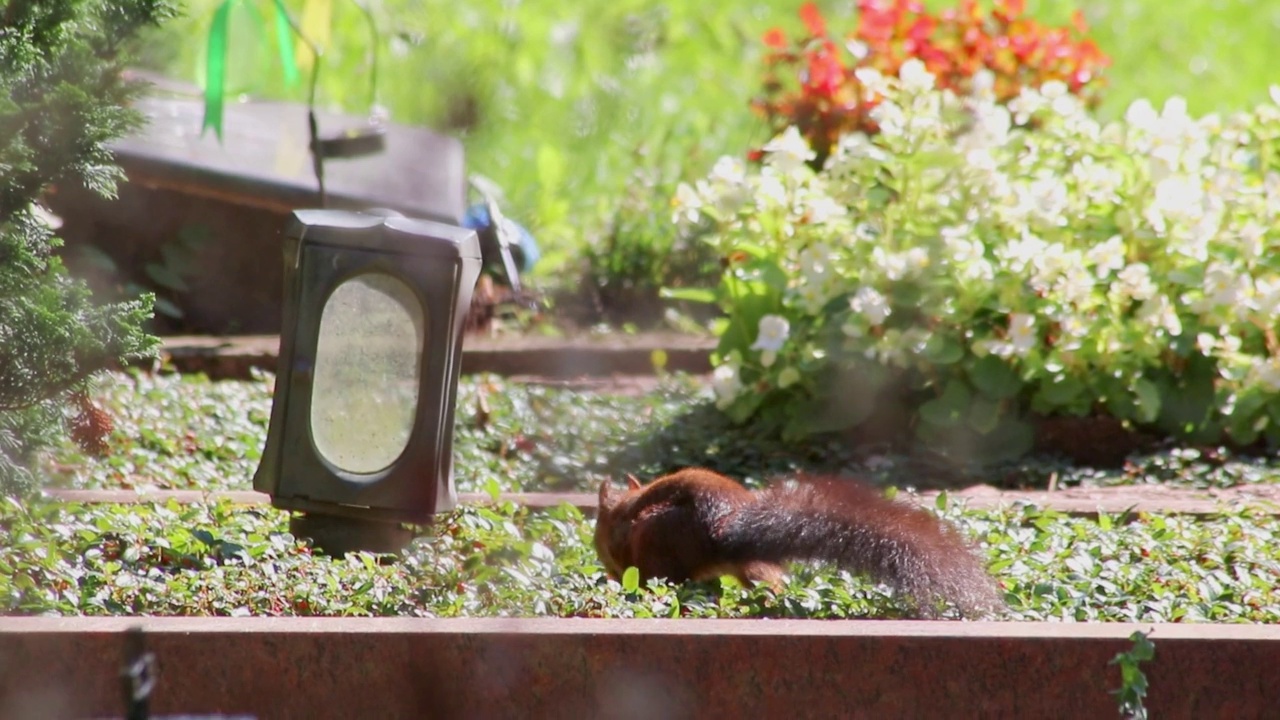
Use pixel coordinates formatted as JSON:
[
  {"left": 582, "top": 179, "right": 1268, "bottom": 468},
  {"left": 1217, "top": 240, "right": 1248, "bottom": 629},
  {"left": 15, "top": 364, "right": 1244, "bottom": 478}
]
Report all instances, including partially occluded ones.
[{"left": 138, "top": 0, "right": 1279, "bottom": 280}]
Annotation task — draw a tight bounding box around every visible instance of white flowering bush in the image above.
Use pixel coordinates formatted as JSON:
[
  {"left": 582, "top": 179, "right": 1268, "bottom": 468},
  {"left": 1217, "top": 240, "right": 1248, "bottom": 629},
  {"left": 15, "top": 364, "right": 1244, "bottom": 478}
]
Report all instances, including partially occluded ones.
[{"left": 668, "top": 60, "right": 1280, "bottom": 458}]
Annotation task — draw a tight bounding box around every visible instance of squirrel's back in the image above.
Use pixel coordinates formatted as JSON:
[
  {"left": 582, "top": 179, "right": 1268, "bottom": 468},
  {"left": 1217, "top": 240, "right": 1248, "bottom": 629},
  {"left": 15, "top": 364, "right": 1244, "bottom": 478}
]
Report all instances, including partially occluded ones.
[{"left": 595, "top": 468, "right": 1001, "bottom": 618}]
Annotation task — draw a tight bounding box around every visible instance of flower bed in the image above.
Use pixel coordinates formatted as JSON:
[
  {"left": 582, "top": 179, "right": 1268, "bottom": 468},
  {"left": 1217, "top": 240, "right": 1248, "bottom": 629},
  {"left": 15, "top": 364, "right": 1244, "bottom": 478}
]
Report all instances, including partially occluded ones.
[
  {"left": 47, "top": 371, "right": 1280, "bottom": 495},
  {"left": 4, "top": 494, "right": 1280, "bottom": 622},
  {"left": 674, "top": 61, "right": 1280, "bottom": 463}
]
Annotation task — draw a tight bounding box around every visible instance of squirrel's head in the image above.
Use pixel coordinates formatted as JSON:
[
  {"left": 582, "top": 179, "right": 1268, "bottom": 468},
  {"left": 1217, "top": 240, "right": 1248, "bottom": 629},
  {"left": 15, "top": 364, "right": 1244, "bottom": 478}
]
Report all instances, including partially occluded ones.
[
  {"left": 594, "top": 473, "right": 642, "bottom": 580},
  {"left": 596, "top": 473, "right": 641, "bottom": 511}
]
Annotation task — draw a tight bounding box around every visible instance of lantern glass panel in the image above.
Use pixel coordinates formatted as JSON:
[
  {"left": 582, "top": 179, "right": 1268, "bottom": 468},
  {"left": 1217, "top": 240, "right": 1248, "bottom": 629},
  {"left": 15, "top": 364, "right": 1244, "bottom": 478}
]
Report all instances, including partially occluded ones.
[{"left": 310, "top": 272, "right": 425, "bottom": 476}]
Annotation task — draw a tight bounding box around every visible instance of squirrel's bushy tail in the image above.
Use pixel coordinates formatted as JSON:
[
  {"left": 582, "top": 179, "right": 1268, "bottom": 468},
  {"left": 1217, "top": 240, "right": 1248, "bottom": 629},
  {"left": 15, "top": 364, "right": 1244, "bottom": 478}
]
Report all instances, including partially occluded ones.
[{"left": 716, "top": 476, "right": 1001, "bottom": 618}]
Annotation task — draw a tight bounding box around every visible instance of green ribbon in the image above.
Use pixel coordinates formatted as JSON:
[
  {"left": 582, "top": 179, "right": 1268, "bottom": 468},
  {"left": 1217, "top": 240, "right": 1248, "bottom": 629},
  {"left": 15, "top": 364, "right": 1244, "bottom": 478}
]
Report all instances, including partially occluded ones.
[
  {"left": 271, "top": 0, "right": 301, "bottom": 88},
  {"left": 201, "top": 0, "right": 233, "bottom": 141},
  {"left": 203, "top": 0, "right": 301, "bottom": 142}
]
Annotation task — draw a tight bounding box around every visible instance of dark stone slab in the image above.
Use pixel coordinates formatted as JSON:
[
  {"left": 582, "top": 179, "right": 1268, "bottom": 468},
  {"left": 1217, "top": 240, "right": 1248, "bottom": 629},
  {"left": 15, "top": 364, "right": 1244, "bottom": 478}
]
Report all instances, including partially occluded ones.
[
  {"left": 50, "top": 90, "right": 466, "bottom": 335},
  {"left": 110, "top": 95, "right": 465, "bottom": 221}
]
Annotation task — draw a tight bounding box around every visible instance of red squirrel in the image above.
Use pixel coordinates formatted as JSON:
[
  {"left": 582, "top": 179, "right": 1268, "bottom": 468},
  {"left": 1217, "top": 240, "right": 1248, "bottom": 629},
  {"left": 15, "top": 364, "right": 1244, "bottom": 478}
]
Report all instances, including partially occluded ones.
[{"left": 594, "top": 467, "right": 1002, "bottom": 619}]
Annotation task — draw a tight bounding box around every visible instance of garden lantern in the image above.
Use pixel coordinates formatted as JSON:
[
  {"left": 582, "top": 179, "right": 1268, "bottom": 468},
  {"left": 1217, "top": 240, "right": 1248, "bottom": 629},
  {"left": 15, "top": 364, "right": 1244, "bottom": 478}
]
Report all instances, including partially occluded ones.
[{"left": 253, "top": 209, "right": 481, "bottom": 555}]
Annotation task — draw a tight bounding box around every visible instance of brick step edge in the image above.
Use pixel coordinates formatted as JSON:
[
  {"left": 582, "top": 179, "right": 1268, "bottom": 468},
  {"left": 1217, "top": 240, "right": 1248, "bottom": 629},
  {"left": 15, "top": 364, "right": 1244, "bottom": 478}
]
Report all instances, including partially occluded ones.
[
  {"left": 42, "top": 485, "right": 1280, "bottom": 517},
  {"left": 150, "top": 333, "right": 717, "bottom": 380},
  {"left": 2, "top": 617, "right": 1278, "bottom": 718}
]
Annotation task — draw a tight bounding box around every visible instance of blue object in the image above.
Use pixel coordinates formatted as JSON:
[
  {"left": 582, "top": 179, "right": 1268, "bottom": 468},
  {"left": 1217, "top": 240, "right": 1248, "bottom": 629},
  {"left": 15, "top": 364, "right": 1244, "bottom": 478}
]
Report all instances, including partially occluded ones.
[{"left": 462, "top": 203, "right": 540, "bottom": 272}]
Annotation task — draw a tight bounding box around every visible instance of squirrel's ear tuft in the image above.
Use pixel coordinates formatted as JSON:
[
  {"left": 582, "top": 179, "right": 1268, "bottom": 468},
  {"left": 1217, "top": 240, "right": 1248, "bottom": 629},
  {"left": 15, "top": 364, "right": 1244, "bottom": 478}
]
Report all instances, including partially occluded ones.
[
  {"left": 625, "top": 473, "right": 642, "bottom": 490},
  {"left": 597, "top": 480, "right": 616, "bottom": 509}
]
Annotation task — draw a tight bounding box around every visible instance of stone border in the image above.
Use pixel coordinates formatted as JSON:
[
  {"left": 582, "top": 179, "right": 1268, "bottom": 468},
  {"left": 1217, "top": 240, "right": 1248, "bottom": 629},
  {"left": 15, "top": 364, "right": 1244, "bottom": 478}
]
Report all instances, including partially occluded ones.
[
  {"left": 156, "top": 333, "right": 716, "bottom": 380},
  {"left": 1, "top": 617, "right": 1276, "bottom": 718},
  {"left": 42, "top": 484, "right": 1280, "bottom": 517}
]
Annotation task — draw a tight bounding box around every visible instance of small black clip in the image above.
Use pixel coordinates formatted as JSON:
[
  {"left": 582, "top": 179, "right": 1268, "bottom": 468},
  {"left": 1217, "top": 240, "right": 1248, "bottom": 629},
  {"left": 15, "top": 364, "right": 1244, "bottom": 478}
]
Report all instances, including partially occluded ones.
[{"left": 121, "top": 626, "right": 156, "bottom": 720}]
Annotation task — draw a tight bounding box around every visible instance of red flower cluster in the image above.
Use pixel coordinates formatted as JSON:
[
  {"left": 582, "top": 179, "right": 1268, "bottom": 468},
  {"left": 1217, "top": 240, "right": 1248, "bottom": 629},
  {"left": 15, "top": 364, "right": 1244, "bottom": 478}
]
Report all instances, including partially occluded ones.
[{"left": 752, "top": 0, "right": 1110, "bottom": 164}]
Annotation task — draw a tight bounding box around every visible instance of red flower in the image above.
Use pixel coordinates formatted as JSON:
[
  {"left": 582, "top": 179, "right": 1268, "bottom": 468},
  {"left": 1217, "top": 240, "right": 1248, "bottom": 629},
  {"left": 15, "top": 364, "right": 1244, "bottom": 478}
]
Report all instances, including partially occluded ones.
[
  {"left": 751, "top": 0, "right": 1110, "bottom": 165},
  {"left": 799, "top": 2, "right": 827, "bottom": 36}
]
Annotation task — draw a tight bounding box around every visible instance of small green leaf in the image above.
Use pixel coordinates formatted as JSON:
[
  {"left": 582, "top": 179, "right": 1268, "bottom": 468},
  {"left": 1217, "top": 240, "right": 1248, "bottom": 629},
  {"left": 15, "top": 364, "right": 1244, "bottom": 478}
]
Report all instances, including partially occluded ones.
[
  {"left": 145, "top": 263, "right": 189, "bottom": 293},
  {"left": 660, "top": 287, "right": 717, "bottom": 303},
  {"left": 1133, "top": 378, "right": 1162, "bottom": 425},
  {"left": 967, "top": 396, "right": 1003, "bottom": 435},
  {"left": 622, "top": 566, "right": 640, "bottom": 592},
  {"left": 1035, "top": 375, "right": 1086, "bottom": 409},
  {"left": 923, "top": 334, "right": 964, "bottom": 364},
  {"left": 919, "top": 379, "right": 972, "bottom": 428},
  {"left": 968, "top": 355, "right": 1022, "bottom": 400}
]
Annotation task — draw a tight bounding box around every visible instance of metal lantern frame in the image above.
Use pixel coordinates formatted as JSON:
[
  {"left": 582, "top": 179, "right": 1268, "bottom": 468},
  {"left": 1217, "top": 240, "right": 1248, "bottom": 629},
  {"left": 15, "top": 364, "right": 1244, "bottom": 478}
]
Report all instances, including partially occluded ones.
[{"left": 253, "top": 209, "right": 481, "bottom": 553}]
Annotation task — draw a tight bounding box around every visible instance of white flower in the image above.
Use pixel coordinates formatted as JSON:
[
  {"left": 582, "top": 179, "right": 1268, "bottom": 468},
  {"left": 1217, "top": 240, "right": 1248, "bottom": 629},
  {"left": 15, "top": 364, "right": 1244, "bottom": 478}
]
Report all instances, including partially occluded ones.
[
  {"left": 854, "top": 67, "right": 892, "bottom": 98},
  {"left": 1116, "top": 263, "right": 1157, "bottom": 301},
  {"left": 1030, "top": 242, "right": 1075, "bottom": 280},
  {"left": 1197, "top": 262, "right": 1250, "bottom": 312},
  {"left": 1125, "top": 98, "right": 1158, "bottom": 130},
  {"left": 703, "top": 156, "right": 751, "bottom": 214},
  {"left": 1009, "top": 87, "right": 1047, "bottom": 125},
  {"left": 1238, "top": 222, "right": 1267, "bottom": 261},
  {"left": 751, "top": 314, "right": 791, "bottom": 353},
  {"left": 1194, "top": 333, "right": 1217, "bottom": 355},
  {"left": 1014, "top": 173, "right": 1069, "bottom": 227},
  {"left": 1086, "top": 235, "right": 1127, "bottom": 276},
  {"left": 671, "top": 182, "right": 704, "bottom": 227},
  {"left": 752, "top": 171, "right": 789, "bottom": 208},
  {"left": 709, "top": 155, "right": 746, "bottom": 186},
  {"left": 1250, "top": 355, "right": 1280, "bottom": 392},
  {"left": 762, "top": 127, "right": 816, "bottom": 176},
  {"left": 942, "top": 226, "right": 986, "bottom": 265},
  {"left": 800, "top": 189, "right": 848, "bottom": 225},
  {"left": 898, "top": 58, "right": 935, "bottom": 94},
  {"left": 711, "top": 364, "right": 742, "bottom": 408},
  {"left": 798, "top": 243, "right": 833, "bottom": 280},
  {"left": 1072, "top": 159, "right": 1124, "bottom": 205},
  {"left": 870, "top": 100, "right": 906, "bottom": 138},
  {"left": 1138, "top": 295, "right": 1183, "bottom": 336},
  {"left": 874, "top": 247, "right": 929, "bottom": 280},
  {"left": 1148, "top": 175, "right": 1206, "bottom": 230},
  {"left": 964, "top": 102, "right": 1011, "bottom": 148},
  {"left": 1056, "top": 313, "right": 1090, "bottom": 350},
  {"left": 830, "top": 132, "right": 888, "bottom": 164},
  {"left": 998, "top": 231, "right": 1048, "bottom": 272},
  {"left": 1041, "top": 80, "right": 1069, "bottom": 99},
  {"left": 1054, "top": 266, "right": 1095, "bottom": 306},
  {"left": 1008, "top": 313, "right": 1038, "bottom": 356},
  {"left": 850, "top": 287, "right": 891, "bottom": 326},
  {"left": 971, "top": 69, "right": 996, "bottom": 101},
  {"left": 1251, "top": 277, "right": 1280, "bottom": 316}
]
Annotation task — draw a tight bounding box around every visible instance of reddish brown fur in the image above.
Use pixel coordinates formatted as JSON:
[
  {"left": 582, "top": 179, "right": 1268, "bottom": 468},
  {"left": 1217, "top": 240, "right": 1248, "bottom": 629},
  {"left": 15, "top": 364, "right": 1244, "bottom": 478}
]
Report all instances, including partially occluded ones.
[{"left": 594, "top": 468, "right": 1002, "bottom": 619}]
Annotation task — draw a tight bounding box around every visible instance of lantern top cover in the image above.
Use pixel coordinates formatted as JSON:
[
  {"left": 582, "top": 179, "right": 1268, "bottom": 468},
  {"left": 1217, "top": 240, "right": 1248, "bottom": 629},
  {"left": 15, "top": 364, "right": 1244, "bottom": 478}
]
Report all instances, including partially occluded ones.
[{"left": 290, "top": 209, "right": 482, "bottom": 260}]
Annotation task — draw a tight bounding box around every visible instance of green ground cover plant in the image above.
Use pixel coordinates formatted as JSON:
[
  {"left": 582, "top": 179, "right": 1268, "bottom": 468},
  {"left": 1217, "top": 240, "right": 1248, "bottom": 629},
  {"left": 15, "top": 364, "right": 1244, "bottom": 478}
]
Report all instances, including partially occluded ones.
[
  {"left": 44, "top": 370, "right": 1280, "bottom": 495},
  {"left": 3, "top": 493, "right": 1277, "bottom": 621}
]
